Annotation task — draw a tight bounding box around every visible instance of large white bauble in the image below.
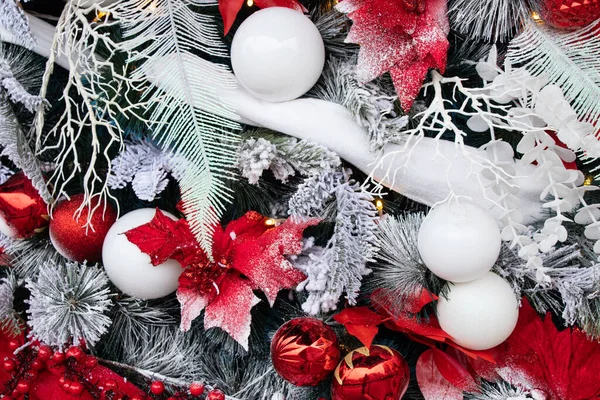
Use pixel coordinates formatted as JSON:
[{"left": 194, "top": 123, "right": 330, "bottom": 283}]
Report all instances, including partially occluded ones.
[
  {"left": 230, "top": 7, "right": 325, "bottom": 103},
  {"left": 437, "top": 272, "right": 519, "bottom": 350},
  {"left": 102, "top": 208, "right": 183, "bottom": 299},
  {"left": 418, "top": 200, "right": 501, "bottom": 282}
]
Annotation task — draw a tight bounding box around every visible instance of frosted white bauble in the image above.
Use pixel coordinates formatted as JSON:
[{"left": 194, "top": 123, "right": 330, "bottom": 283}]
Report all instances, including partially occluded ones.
[
  {"left": 437, "top": 272, "right": 519, "bottom": 350},
  {"left": 418, "top": 201, "right": 501, "bottom": 282},
  {"left": 102, "top": 208, "right": 183, "bottom": 299},
  {"left": 230, "top": 7, "right": 325, "bottom": 102}
]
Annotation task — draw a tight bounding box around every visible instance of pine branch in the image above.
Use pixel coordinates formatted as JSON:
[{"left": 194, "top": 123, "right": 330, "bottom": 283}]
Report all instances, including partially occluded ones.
[
  {"left": 114, "top": 0, "right": 242, "bottom": 257},
  {"left": 0, "top": 0, "right": 36, "bottom": 49},
  {"left": 0, "top": 235, "right": 64, "bottom": 279},
  {"left": 26, "top": 260, "right": 112, "bottom": 347},
  {"left": 0, "top": 271, "right": 22, "bottom": 337}
]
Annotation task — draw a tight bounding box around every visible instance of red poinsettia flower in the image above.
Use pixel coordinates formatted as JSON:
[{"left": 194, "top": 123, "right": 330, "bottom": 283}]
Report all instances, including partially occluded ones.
[
  {"left": 125, "top": 210, "right": 318, "bottom": 350},
  {"left": 336, "top": 0, "right": 450, "bottom": 111},
  {"left": 219, "top": 0, "right": 306, "bottom": 35}
]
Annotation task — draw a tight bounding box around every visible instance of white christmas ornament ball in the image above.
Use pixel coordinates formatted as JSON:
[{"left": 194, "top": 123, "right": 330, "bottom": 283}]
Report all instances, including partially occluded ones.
[
  {"left": 230, "top": 7, "right": 325, "bottom": 102},
  {"left": 418, "top": 201, "right": 501, "bottom": 282},
  {"left": 102, "top": 208, "right": 183, "bottom": 299},
  {"left": 437, "top": 272, "right": 519, "bottom": 350}
]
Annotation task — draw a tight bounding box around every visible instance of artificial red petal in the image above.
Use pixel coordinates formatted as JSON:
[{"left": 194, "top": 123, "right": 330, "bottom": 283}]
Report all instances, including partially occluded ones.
[
  {"left": 333, "top": 307, "right": 384, "bottom": 348},
  {"left": 177, "top": 286, "right": 210, "bottom": 332},
  {"left": 231, "top": 216, "right": 318, "bottom": 305},
  {"left": 254, "top": 0, "right": 306, "bottom": 12},
  {"left": 204, "top": 275, "right": 261, "bottom": 351},
  {"left": 431, "top": 348, "right": 479, "bottom": 393},
  {"left": 124, "top": 208, "right": 205, "bottom": 267},
  {"left": 337, "top": 0, "right": 450, "bottom": 111},
  {"left": 498, "top": 298, "right": 600, "bottom": 399},
  {"left": 416, "top": 350, "right": 463, "bottom": 400},
  {"left": 219, "top": 0, "right": 245, "bottom": 35}
]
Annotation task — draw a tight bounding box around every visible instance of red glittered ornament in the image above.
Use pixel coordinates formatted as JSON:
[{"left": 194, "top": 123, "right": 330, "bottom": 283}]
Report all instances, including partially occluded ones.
[
  {"left": 271, "top": 317, "right": 341, "bottom": 386},
  {"left": 331, "top": 345, "right": 410, "bottom": 400},
  {"left": 0, "top": 172, "right": 48, "bottom": 239},
  {"left": 539, "top": 0, "right": 600, "bottom": 29},
  {"left": 49, "top": 194, "right": 117, "bottom": 263}
]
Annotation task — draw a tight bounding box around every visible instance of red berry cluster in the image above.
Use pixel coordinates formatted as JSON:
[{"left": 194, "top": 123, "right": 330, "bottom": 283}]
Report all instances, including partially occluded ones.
[
  {"left": 1, "top": 339, "right": 52, "bottom": 399},
  {"left": 147, "top": 380, "right": 225, "bottom": 400}
]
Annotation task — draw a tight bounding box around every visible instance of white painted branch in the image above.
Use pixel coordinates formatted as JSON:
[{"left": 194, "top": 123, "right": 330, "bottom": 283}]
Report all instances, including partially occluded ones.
[{"left": 5, "top": 15, "right": 547, "bottom": 223}]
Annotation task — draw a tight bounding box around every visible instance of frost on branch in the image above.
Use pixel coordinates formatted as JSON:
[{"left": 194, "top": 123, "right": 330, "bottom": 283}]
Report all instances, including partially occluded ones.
[
  {"left": 34, "top": 0, "right": 131, "bottom": 223},
  {"left": 237, "top": 131, "right": 341, "bottom": 184},
  {"left": 0, "top": 234, "right": 65, "bottom": 279},
  {"left": 0, "top": 0, "right": 35, "bottom": 49},
  {"left": 290, "top": 169, "right": 378, "bottom": 314},
  {"left": 0, "top": 272, "right": 21, "bottom": 337},
  {"left": 308, "top": 57, "right": 408, "bottom": 151},
  {"left": 108, "top": 139, "right": 180, "bottom": 201},
  {"left": 26, "top": 260, "right": 112, "bottom": 347}
]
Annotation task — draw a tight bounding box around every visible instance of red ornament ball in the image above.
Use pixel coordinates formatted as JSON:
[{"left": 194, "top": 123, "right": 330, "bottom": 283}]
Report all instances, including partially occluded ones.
[
  {"left": 331, "top": 345, "right": 410, "bottom": 400},
  {"left": 66, "top": 346, "right": 85, "bottom": 362},
  {"left": 190, "top": 382, "right": 205, "bottom": 396},
  {"left": 271, "top": 317, "right": 341, "bottom": 386},
  {"left": 539, "top": 0, "right": 600, "bottom": 29},
  {"left": 207, "top": 389, "right": 225, "bottom": 400},
  {"left": 52, "top": 351, "right": 65, "bottom": 364},
  {"left": 8, "top": 339, "right": 21, "bottom": 352},
  {"left": 68, "top": 381, "right": 85, "bottom": 395},
  {"left": 49, "top": 194, "right": 117, "bottom": 263},
  {"left": 37, "top": 346, "right": 52, "bottom": 361},
  {"left": 3, "top": 358, "right": 16, "bottom": 372},
  {"left": 0, "top": 172, "right": 48, "bottom": 239},
  {"left": 16, "top": 381, "right": 29, "bottom": 394},
  {"left": 150, "top": 381, "right": 165, "bottom": 395}
]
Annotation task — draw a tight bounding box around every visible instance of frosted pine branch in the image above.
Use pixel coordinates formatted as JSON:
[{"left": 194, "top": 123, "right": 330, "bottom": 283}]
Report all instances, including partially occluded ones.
[
  {"left": 308, "top": 57, "right": 408, "bottom": 151},
  {"left": 0, "top": 0, "right": 35, "bottom": 49},
  {"left": 109, "top": 139, "right": 180, "bottom": 201},
  {"left": 0, "top": 235, "right": 65, "bottom": 279},
  {"left": 237, "top": 133, "right": 341, "bottom": 184},
  {"left": 290, "top": 170, "right": 378, "bottom": 314},
  {"left": 26, "top": 260, "right": 112, "bottom": 347},
  {"left": 0, "top": 272, "right": 22, "bottom": 336}
]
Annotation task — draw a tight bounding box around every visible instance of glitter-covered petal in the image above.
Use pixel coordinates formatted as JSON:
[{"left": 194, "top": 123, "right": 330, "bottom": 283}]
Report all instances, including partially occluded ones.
[
  {"left": 203, "top": 275, "right": 261, "bottom": 351},
  {"left": 177, "top": 287, "right": 210, "bottom": 332}
]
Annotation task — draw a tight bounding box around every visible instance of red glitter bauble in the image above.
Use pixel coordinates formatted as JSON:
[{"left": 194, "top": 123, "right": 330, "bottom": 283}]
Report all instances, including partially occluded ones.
[
  {"left": 207, "top": 389, "right": 225, "bottom": 400},
  {"left": 271, "top": 317, "right": 341, "bottom": 387},
  {"left": 49, "top": 194, "right": 117, "bottom": 263},
  {"left": 539, "top": 0, "right": 600, "bottom": 29},
  {"left": 190, "top": 382, "right": 205, "bottom": 396},
  {"left": 331, "top": 345, "right": 410, "bottom": 400},
  {"left": 0, "top": 172, "right": 47, "bottom": 239}
]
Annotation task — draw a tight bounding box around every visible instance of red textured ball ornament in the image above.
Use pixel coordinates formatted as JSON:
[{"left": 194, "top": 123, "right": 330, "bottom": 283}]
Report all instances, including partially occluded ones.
[
  {"left": 49, "top": 194, "right": 117, "bottom": 263},
  {"left": 0, "top": 172, "right": 47, "bottom": 239},
  {"left": 539, "top": 0, "right": 600, "bottom": 29},
  {"left": 271, "top": 317, "right": 341, "bottom": 386},
  {"left": 331, "top": 345, "right": 410, "bottom": 400}
]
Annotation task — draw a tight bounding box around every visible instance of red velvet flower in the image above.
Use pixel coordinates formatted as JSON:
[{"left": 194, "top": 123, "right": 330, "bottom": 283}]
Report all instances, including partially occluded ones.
[
  {"left": 219, "top": 0, "right": 306, "bottom": 35},
  {"left": 125, "top": 210, "right": 318, "bottom": 349},
  {"left": 336, "top": 0, "right": 449, "bottom": 111}
]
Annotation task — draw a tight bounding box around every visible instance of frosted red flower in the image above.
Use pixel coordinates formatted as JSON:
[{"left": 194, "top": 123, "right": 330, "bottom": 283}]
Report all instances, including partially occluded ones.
[{"left": 125, "top": 210, "right": 318, "bottom": 349}]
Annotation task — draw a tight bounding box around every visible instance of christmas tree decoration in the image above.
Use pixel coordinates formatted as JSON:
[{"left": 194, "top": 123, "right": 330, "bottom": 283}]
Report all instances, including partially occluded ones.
[
  {"left": 102, "top": 208, "right": 184, "bottom": 300},
  {"left": 436, "top": 272, "right": 519, "bottom": 351},
  {"left": 0, "top": 172, "right": 47, "bottom": 239},
  {"left": 231, "top": 7, "right": 325, "bottom": 102},
  {"left": 537, "top": 0, "right": 600, "bottom": 29},
  {"left": 125, "top": 210, "right": 318, "bottom": 349},
  {"left": 219, "top": 0, "right": 306, "bottom": 35},
  {"left": 331, "top": 346, "right": 410, "bottom": 400},
  {"left": 49, "top": 194, "right": 117, "bottom": 263},
  {"left": 335, "top": 0, "right": 449, "bottom": 111},
  {"left": 270, "top": 317, "right": 341, "bottom": 386},
  {"left": 418, "top": 201, "right": 501, "bottom": 283}
]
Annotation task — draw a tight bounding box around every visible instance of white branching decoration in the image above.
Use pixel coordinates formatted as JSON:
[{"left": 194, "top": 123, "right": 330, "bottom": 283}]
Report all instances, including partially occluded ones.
[
  {"left": 0, "top": 0, "right": 35, "bottom": 49},
  {"left": 109, "top": 139, "right": 180, "bottom": 201},
  {"left": 113, "top": 0, "right": 241, "bottom": 256},
  {"left": 290, "top": 169, "right": 378, "bottom": 314},
  {"left": 508, "top": 20, "right": 600, "bottom": 133},
  {"left": 34, "top": 0, "right": 133, "bottom": 222}
]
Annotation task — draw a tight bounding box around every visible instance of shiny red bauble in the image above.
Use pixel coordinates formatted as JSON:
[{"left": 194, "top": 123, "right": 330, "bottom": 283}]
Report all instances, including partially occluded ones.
[
  {"left": 271, "top": 317, "right": 341, "bottom": 386},
  {"left": 68, "top": 381, "right": 85, "bottom": 395},
  {"left": 8, "top": 339, "right": 21, "bottom": 352},
  {"left": 52, "top": 351, "right": 65, "bottom": 364},
  {"left": 37, "top": 346, "right": 52, "bottom": 361},
  {"left": 3, "top": 358, "right": 16, "bottom": 372},
  {"left": 49, "top": 194, "right": 117, "bottom": 263},
  {"left": 0, "top": 172, "right": 48, "bottom": 239},
  {"left": 66, "top": 346, "right": 84, "bottom": 362},
  {"left": 207, "top": 389, "right": 225, "bottom": 400},
  {"left": 150, "top": 380, "right": 165, "bottom": 395},
  {"left": 331, "top": 346, "right": 410, "bottom": 400},
  {"left": 16, "top": 381, "right": 29, "bottom": 394},
  {"left": 539, "top": 0, "right": 600, "bottom": 29},
  {"left": 190, "top": 382, "right": 205, "bottom": 396}
]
